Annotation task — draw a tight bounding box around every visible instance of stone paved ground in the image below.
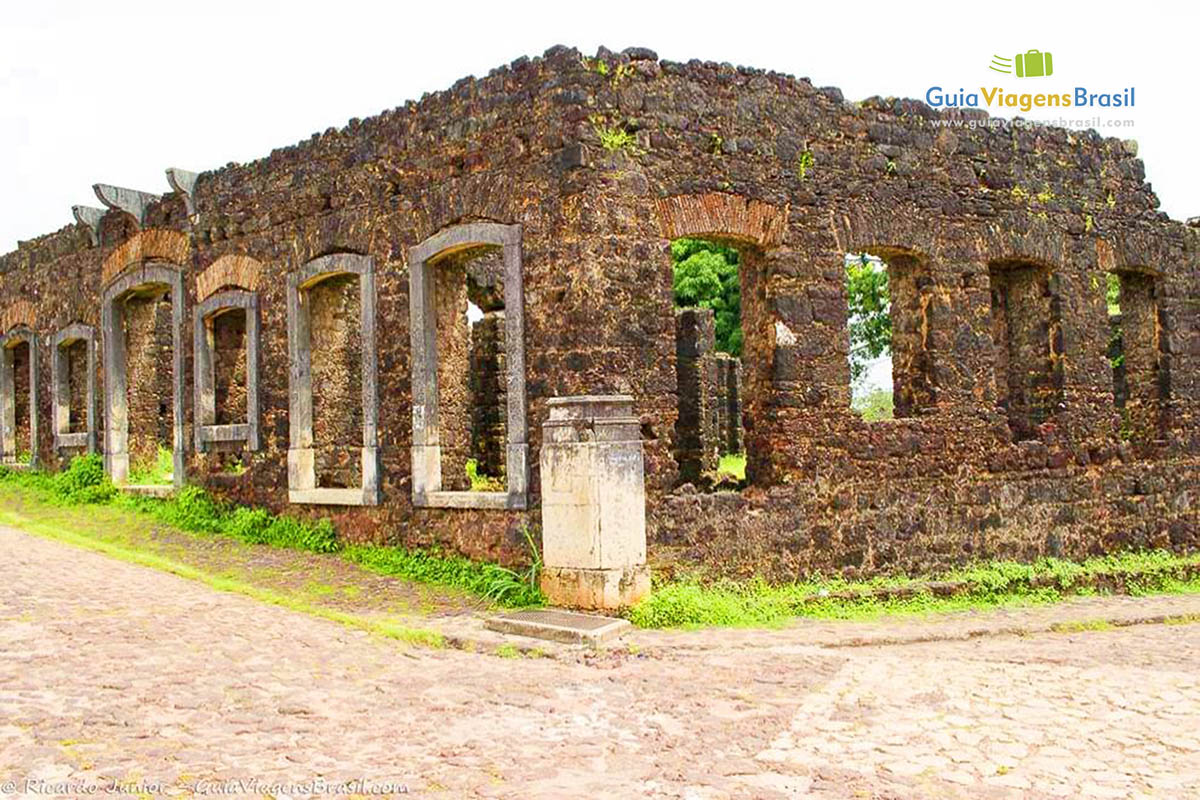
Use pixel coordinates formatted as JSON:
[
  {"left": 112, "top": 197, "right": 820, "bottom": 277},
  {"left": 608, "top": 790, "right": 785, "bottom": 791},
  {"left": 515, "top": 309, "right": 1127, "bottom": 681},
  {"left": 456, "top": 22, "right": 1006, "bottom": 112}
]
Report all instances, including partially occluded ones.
[{"left": 2, "top": 527, "right": 1199, "bottom": 799}]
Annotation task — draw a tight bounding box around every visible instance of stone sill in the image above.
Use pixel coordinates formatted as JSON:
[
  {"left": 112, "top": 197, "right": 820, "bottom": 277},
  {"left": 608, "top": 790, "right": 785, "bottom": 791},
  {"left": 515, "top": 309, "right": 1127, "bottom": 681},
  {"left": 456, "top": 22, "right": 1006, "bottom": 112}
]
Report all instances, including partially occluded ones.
[
  {"left": 289, "top": 488, "right": 374, "bottom": 506},
  {"left": 120, "top": 484, "right": 174, "bottom": 498},
  {"left": 54, "top": 432, "right": 90, "bottom": 448},
  {"left": 416, "top": 490, "right": 525, "bottom": 510},
  {"left": 199, "top": 424, "right": 250, "bottom": 444}
]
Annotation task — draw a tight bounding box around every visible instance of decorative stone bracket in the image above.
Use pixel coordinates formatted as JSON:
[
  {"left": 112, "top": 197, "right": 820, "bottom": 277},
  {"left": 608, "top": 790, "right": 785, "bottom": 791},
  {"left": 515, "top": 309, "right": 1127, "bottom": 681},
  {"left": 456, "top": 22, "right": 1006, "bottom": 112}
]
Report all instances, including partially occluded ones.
[
  {"left": 71, "top": 206, "right": 105, "bottom": 247},
  {"left": 93, "top": 184, "right": 162, "bottom": 228},
  {"left": 165, "top": 168, "right": 200, "bottom": 218}
]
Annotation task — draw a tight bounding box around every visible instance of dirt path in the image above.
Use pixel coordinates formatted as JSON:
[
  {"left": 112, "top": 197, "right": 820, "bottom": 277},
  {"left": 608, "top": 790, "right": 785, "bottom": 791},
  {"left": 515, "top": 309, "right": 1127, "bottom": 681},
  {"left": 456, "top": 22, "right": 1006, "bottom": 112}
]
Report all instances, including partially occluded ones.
[{"left": 2, "top": 526, "right": 1198, "bottom": 798}]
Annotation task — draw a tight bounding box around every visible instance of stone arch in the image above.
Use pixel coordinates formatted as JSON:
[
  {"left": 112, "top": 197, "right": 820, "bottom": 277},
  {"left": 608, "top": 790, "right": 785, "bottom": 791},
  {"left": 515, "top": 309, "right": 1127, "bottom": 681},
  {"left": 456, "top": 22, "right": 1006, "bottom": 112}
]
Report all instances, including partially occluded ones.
[
  {"left": 101, "top": 263, "right": 186, "bottom": 488},
  {"left": 0, "top": 325, "right": 39, "bottom": 467},
  {"left": 101, "top": 229, "right": 190, "bottom": 286},
  {"left": 286, "top": 252, "right": 379, "bottom": 505},
  {"left": 196, "top": 254, "right": 263, "bottom": 302},
  {"left": 408, "top": 221, "right": 528, "bottom": 509}
]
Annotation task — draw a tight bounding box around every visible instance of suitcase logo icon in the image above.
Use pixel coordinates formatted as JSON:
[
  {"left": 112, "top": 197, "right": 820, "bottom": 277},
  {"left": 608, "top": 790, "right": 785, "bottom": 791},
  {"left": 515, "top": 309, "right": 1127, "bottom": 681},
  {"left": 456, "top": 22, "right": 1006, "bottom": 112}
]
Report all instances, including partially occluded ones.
[{"left": 989, "top": 50, "right": 1054, "bottom": 78}]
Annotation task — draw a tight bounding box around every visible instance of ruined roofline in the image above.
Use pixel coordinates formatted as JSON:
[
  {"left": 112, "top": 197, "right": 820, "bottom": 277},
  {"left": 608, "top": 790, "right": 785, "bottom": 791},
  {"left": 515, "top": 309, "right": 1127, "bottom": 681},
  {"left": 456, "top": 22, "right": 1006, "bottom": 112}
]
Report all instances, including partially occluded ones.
[{"left": 0, "top": 44, "right": 1190, "bottom": 269}]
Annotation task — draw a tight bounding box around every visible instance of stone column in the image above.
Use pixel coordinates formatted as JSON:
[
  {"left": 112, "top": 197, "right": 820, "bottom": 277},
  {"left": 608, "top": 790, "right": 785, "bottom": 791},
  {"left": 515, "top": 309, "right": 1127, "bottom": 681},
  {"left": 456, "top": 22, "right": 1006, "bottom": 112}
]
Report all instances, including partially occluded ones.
[
  {"left": 539, "top": 395, "right": 650, "bottom": 611},
  {"left": 674, "top": 308, "right": 719, "bottom": 482}
]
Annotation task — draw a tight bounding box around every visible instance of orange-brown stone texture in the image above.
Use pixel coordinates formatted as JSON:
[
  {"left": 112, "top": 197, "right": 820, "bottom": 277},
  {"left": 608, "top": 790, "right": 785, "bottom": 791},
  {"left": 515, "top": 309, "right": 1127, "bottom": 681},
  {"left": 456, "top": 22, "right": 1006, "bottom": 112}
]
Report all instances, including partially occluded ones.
[{"left": 1, "top": 45, "right": 1197, "bottom": 578}]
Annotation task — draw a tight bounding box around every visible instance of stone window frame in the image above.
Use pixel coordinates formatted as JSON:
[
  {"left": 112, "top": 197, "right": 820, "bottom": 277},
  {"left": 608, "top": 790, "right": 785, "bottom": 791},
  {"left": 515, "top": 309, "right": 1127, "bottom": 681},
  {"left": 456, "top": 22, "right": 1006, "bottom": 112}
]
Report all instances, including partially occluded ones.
[
  {"left": 286, "top": 253, "right": 380, "bottom": 506},
  {"left": 408, "top": 222, "right": 528, "bottom": 510},
  {"left": 0, "top": 326, "right": 39, "bottom": 468},
  {"left": 51, "top": 323, "right": 97, "bottom": 453},
  {"left": 100, "top": 264, "right": 186, "bottom": 488},
  {"left": 194, "top": 290, "right": 260, "bottom": 453}
]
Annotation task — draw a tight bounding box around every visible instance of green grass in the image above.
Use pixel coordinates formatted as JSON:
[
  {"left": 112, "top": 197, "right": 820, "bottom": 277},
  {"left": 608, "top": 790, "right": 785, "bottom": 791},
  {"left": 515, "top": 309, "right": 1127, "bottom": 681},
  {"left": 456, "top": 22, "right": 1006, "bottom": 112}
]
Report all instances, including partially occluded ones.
[
  {"left": 628, "top": 550, "right": 1200, "bottom": 629},
  {"left": 343, "top": 540, "right": 543, "bottom": 607},
  {"left": 127, "top": 445, "right": 174, "bottom": 485},
  {"left": 717, "top": 453, "right": 746, "bottom": 481},
  {"left": 0, "top": 455, "right": 545, "bottom": 609}
]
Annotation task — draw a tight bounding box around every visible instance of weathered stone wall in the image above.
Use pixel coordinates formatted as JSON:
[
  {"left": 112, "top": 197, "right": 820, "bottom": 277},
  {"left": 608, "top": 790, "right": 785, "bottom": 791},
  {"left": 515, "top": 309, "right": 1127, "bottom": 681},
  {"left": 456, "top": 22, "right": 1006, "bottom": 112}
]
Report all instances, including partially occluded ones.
[
  {"left": 714, "top": 354, "right": 743, "bottom": 455},
  {"left": 308, "top": 275, "right": 363, "bottom": 489},
  {"left": 211, "top": 310, "right": 248, "bottom": 426},
  {"left": 64, "top": 339, "right": 88, "bottom": 434},
  {"left": 122, "top": 293, "right": 173, "bottom": 469},
  {"left": 1117, "top": 271, "right": 1167, "bottom": 441},
  {"left": 431, "top": 256, "right": 471, "bottom": 491},
  {"left": 674, "top": 307, "right": 719, "bottom": 482},
  {"left": 11, "top": 342, "right": 31, "bottom": 455},
  {"left": 469, "top": 310, "right": 507, "bottom": 477},
  {"left": 1, "top": 44, "right": 1198, "bottom": 576},
  {"left": 885, "top": 254, "right": 935, "bottom": 418}
]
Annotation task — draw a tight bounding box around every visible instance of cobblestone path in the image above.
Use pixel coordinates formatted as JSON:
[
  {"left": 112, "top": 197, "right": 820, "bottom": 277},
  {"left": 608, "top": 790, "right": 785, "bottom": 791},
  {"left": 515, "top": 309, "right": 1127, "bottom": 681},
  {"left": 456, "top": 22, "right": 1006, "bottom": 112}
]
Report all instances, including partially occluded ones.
[{"left": 2, "top": 527, "right": 1198, "bottom": 798}]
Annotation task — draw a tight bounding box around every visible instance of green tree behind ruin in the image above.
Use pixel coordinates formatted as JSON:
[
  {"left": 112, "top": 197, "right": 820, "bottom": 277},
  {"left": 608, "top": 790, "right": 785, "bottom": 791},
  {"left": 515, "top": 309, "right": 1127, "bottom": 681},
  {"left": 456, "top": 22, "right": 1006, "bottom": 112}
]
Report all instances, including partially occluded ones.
[
  {"left": 671, "top": 238, "right": 742, "bottom": 356},
  {"left": 845, "top": 254, "right": 891, "bottom": 384}
]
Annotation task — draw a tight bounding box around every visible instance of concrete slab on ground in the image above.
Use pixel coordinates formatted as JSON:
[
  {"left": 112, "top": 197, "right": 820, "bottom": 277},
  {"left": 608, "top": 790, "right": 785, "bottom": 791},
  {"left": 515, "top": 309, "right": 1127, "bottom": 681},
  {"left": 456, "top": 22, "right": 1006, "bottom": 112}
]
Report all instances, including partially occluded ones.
[{"left": 485, "top": 608, "right": 631, "bottom": 645}]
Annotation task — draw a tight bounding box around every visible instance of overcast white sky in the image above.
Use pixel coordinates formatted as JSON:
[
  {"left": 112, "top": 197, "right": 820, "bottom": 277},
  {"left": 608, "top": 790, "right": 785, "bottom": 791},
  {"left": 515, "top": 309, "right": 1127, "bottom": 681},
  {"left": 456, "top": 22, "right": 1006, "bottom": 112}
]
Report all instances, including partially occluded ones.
[{"left": 1, "top": 1, "right": 1193, "bottom": 253}]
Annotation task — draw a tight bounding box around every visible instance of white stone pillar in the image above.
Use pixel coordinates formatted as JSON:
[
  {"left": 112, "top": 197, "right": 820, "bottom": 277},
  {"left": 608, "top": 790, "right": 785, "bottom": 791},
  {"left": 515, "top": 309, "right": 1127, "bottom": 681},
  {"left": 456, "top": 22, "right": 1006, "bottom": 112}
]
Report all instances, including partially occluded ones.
[{"left": 539, "top": 395, "right": 650, "bottom": 610}]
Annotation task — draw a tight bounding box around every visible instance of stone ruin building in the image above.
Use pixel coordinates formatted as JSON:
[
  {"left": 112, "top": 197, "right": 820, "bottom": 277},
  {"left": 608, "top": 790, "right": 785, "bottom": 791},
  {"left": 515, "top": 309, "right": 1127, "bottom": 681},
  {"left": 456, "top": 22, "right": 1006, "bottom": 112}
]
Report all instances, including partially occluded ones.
[{"left": 2, "top": 45, "right": 1198, "bottom": 600}]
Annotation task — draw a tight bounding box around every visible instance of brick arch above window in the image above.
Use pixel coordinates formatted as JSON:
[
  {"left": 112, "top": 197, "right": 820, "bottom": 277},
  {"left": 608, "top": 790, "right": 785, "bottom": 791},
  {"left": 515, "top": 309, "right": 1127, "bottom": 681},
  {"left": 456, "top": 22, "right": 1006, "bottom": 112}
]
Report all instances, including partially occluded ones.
[
  {"left": 196, "top": 255, "right": 263, "bottom": 302},
  {"left": 654, "top": 193, "right": 787, "bottom": 248},
  {"left": 101, "top": 229, "right": 190, "bottom": 286},
  {"left": 0, "top": 301, "right": 36, "bottom": 335}
]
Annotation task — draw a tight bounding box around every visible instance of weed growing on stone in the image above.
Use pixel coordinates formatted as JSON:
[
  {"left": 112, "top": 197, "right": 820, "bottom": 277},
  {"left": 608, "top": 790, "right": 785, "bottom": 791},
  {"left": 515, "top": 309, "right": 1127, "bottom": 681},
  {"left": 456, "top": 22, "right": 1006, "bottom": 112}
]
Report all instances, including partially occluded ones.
[
  {"left": 590, "top": 114, "right": 640, "bottom": 153},
  {"left": 797, "top": 150, "right": 815, "bottom": 181},
  {"left": 717, "top": 453, "right": 745, "bottom": 481},
  {"left": 465, "top": 458, "right": 504, "bottom": 492}
]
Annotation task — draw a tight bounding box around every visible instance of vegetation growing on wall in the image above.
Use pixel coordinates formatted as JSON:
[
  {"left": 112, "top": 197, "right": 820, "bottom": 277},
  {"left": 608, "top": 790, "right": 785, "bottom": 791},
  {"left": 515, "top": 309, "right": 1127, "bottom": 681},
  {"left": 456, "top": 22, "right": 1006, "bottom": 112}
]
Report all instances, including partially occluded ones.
[{"left": 671, "top": 238, "right": 743, "bottom": 356}]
